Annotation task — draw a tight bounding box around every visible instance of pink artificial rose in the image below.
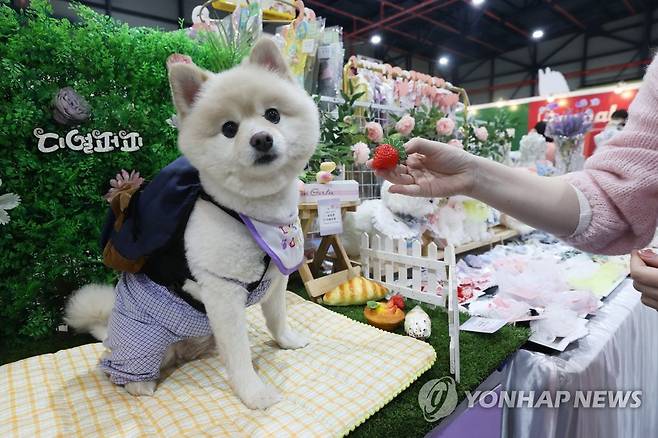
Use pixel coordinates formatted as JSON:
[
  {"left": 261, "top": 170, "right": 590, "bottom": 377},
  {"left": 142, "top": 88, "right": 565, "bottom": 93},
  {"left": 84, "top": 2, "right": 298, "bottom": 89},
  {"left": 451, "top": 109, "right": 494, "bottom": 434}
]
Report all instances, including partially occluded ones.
[
  {"left": 436, "top": 117, "right": 455, "bottom": 136},
  {"left": 395, "top": 115, "right": 415, "bottom": 136},
  {"left": 433, "top": 93, "right": 445, "bottom": 108},
  {"left": 351, "top": 142, "right": 370, "bottom": 165},
  {"left": 448, "top": 139, "right": 464, "bottom": 149},
  {"left": 365, "top": 121, "right": 384, "bottom": 143},
  {"left": 475, "top": 126, "right": 489, "bottom": 142},
  {"left": 444, "top": 93, "right": 459, "bottom": 107},
  {"left": 435, "top": 92, "right": 459, "bottom": 109}
]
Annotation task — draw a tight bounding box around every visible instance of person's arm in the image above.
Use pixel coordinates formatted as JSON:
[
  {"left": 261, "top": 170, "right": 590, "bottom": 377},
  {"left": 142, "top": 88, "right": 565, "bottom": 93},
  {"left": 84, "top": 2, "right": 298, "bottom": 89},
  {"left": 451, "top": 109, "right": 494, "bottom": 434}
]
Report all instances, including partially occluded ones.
[{"left": 470, "top": 157, "right": 582, "bottom": 237}]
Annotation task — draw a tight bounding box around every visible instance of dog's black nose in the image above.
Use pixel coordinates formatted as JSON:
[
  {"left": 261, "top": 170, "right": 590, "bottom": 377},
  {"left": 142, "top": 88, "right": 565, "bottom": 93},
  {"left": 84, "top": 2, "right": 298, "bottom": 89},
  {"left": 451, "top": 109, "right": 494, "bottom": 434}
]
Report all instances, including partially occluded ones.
[{"left": 250, "top": 132, "right": 273, "bottom": 152}]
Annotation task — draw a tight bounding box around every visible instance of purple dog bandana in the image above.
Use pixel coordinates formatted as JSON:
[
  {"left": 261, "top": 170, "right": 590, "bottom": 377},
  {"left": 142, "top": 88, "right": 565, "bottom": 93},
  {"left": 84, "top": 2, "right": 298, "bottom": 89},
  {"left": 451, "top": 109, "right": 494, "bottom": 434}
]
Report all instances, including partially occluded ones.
[{"left": 239, "top": 215, "right": 304, "bottom": 275}]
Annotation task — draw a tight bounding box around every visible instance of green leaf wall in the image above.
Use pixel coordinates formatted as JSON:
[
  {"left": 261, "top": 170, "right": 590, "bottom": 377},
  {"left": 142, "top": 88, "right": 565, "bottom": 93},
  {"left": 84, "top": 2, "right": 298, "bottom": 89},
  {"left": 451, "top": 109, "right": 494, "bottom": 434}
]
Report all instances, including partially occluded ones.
[{"left": 0, "top": 1, "right": 240, "bottom": 340}]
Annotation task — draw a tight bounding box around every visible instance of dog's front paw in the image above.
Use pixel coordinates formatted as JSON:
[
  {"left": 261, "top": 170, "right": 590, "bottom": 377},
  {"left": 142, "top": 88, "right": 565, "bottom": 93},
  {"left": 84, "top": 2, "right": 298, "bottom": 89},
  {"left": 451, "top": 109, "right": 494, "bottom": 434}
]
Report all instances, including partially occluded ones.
[
  {"left": 275, "top": 330, "right": 310, "bottom": 350},
  {"left": 237, "top": 379, "right": 282, "bottom": 410},
  {"left": 125, "top": 381, "right": 157, "bottom": 396}
]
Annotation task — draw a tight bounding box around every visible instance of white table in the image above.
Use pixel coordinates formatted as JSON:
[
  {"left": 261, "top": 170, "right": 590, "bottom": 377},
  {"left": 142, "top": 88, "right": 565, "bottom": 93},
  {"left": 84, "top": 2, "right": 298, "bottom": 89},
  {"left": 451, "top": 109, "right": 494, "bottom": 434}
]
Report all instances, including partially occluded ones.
[{"left": 501, "top": 279, "right": 658, "bottom": 437}]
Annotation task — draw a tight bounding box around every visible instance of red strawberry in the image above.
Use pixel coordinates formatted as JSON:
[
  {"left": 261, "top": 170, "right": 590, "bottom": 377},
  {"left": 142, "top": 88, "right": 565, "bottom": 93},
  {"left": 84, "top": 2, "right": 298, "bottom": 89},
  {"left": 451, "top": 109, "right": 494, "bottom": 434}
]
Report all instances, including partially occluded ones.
[
  {"left": 372, "top": 144, "right": 400, "bottom": 170},
  {"left": 389, "top": 294, "right": 405, "bottom": 310}
]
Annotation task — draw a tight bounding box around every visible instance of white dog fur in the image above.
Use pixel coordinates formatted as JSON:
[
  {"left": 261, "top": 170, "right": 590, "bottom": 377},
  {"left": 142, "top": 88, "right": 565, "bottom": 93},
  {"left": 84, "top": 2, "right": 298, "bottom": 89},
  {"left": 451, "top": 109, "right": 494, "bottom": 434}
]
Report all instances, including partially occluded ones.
[{"left": 65, "top": 38, "right": 319, "bottom": 409}]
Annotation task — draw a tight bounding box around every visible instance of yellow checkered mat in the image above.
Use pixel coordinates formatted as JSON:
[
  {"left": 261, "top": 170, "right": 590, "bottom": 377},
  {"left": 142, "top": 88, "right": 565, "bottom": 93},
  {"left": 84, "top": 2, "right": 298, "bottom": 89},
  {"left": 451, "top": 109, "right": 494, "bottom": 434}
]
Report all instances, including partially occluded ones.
[{"left": 1, "top": 292, "right": 435, "bottom": 437}]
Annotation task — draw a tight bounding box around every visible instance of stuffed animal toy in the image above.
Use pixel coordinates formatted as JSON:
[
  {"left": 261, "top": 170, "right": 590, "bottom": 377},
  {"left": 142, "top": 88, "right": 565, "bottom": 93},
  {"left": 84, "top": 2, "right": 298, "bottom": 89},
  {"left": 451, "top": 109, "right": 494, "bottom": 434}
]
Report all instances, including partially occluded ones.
[
  {"left": 462, "top": 197, "right": 491, "bottom": 243},
  {"left": 342, "top": 180, "right": 437, "bottom": 257},
  {"left": 426, "top": 197, "right": 466, "bottom": 247},
  {"left": 427, "top": 196, "right": 491, "bottom": 247}
]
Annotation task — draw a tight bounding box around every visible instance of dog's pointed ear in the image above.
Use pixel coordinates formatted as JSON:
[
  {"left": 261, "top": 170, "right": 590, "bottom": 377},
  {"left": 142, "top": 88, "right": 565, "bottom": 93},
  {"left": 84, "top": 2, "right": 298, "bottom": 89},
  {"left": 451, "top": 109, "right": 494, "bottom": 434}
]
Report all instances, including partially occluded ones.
[
  {"left": 168, "top": 63, "right": 209, "bottom": 120},
  {"left": 248, "top": 37, "right": 293, "bottom": 81}
]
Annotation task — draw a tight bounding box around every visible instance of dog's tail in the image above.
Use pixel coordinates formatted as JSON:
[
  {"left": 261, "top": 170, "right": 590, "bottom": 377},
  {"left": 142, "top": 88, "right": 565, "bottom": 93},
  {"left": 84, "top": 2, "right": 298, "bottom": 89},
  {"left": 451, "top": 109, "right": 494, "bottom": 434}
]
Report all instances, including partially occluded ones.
[{"left": 64, "top": 284, "right": 116, "bottom": 341}]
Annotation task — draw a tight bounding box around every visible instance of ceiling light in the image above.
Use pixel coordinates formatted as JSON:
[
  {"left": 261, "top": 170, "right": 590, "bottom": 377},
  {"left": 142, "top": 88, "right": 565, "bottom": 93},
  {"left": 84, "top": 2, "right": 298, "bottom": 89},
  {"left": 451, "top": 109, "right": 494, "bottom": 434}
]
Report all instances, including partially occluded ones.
[
  {"left": 438, "top": 56, "right": 449, "bottom": 66},
  {"left": 472, "top": 0, "right": 485, "bottom": 5},
  {"left": 370, "top": 34, "right": 382, "bottom": 45},
  {"left": 531, "top": 29, "right": 544, "bottom": 40}
]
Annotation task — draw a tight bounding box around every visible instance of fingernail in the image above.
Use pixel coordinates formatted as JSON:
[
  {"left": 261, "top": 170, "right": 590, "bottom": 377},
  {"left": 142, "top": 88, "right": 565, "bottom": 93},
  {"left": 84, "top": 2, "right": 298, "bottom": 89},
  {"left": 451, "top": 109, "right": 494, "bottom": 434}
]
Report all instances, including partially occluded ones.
[{"left": 639, "top": 248, "right": 656, "bottom": 258}]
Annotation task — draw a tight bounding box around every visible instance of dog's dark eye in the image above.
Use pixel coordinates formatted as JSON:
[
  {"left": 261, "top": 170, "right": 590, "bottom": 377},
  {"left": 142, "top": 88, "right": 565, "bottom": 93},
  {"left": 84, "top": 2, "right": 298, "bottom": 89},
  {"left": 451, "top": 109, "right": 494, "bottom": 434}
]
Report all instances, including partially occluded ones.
[
  {"left": 264, "top": 108, "right": 280, "bottom": 124},
  {"left": 222, "top": 121, "right": 239, "bottom": 138}
]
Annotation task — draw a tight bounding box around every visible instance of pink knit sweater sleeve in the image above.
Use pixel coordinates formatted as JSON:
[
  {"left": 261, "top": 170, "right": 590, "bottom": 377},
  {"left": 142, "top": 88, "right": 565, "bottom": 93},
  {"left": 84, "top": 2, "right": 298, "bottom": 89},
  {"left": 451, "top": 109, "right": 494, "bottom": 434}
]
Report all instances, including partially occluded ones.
[{"left": 561, "top": 56, "right": 658, "bottom": 255}]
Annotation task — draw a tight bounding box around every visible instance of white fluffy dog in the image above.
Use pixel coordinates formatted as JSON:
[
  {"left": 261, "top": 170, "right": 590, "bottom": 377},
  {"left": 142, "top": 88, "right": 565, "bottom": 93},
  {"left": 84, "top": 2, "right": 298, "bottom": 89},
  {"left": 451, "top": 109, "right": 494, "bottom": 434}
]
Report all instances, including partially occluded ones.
[{"left": 65, "top": 38, "right": 319, "bottom": 409}]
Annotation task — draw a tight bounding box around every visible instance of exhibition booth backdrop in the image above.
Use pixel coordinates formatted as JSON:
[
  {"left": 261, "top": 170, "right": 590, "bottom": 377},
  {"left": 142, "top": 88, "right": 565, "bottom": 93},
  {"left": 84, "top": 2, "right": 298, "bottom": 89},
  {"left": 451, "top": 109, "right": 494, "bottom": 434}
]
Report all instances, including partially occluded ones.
[{"left": 473, "top": 83, "right": 640, "bottom": 150}]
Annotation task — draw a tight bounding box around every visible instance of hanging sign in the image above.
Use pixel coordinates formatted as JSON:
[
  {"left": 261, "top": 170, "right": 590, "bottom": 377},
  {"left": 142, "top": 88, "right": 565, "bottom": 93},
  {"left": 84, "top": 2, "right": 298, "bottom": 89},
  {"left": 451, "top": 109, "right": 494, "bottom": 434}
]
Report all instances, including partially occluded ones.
[{"left": 34, "top": 128, "right": 143, "bottom": 154}]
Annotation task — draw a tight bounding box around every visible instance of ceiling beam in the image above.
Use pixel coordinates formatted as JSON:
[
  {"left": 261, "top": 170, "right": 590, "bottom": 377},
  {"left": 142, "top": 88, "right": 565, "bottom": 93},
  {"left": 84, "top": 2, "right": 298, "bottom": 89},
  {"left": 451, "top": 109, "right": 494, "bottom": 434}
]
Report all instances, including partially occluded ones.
[
  {"left": 305, "top": 0, "right": 472, "bottom": 60},
  {"left": 543, "top": 0, "right": 586, "bottom": 30},
  {"left": 381, "top": 0, "right": 505, "bottom": 54},
  {"left": 463, "top": 45, "right": 651, "bottom": 84},
  {"left": 497, "top": 55, "right": 531, "bottom": 68},
  {"left": 591, "top": 30, "right": 638, "bottom": 47},
  {"left": 382, "top": 0, "right": 458, "bottom": 35},
  {"left": 459, "top": 58, "right": 489, "bottom": 81},
  {"left": 466, "top": 1, "right": 529, "bottom": 38},
  {"left": 539, "top": 33, "right": 580, "bottom": 65},
  {"left": 388, "top": 0, "right": 461, "bottom": 29},
  {"left": 621, "top": 0, "right": 636, "bottom": 15},
  {"left": 346, "top": 0, "right": 443, "bottom": 39},
  {"left": 467, "top": 58, "right": 650, "bottom": 96}
]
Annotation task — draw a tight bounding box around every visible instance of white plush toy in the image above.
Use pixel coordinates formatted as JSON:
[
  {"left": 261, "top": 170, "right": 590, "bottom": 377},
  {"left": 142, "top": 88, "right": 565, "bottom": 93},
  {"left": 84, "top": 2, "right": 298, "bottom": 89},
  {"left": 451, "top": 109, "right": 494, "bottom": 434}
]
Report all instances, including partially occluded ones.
[
  {"left": 342, "top": 181, "right": 437, "bottom": 257},
  {"left": 427, "top": 196, "right": 491, "bottom": 247},
  {"left": 427, "top": 198, "right": 466, "bottom": 247},
  {"left": 461, "top": 197, "right": 491, "bottom": 243}
]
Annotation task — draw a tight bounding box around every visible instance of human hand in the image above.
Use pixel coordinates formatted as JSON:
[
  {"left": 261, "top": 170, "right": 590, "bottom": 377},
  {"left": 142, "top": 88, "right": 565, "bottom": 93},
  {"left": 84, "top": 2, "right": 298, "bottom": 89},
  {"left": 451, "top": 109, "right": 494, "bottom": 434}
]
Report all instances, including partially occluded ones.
[
  {"left": 630, "top": 249, "right": 658, "bottom": 310},
  {"left": 367, "top": 137, "right": 477, "bottom": 198}
]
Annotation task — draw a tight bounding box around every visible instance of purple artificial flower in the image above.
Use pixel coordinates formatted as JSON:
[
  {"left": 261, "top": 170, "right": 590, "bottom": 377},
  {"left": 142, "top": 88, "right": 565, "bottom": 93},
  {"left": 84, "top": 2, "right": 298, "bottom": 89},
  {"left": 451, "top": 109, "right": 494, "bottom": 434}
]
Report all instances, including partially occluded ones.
[
  {"left": 52, "top": 87, "right": 91, "bottom": 126},
  {"left": 546, "top": 112, "right": 593, "bottom": 138}
]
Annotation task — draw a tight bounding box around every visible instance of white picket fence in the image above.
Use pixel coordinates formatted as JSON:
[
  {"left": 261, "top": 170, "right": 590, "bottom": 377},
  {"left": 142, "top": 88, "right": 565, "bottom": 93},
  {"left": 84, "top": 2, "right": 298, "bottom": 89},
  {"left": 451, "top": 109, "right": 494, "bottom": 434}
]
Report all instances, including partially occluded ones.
[{"left": 360, "top": 233, "right": 461, "bottom": 382}]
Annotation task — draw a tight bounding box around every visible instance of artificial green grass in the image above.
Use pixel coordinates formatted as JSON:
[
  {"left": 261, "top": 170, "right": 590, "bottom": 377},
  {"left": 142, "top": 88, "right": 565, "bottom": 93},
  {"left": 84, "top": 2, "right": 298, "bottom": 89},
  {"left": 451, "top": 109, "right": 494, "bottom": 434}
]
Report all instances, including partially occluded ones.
[
  {"left": 288, "top": 278, "right": 530, "bottom": 437},
  {"left": 0, "top": 280, "right": 530, "bottom": 438}
]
